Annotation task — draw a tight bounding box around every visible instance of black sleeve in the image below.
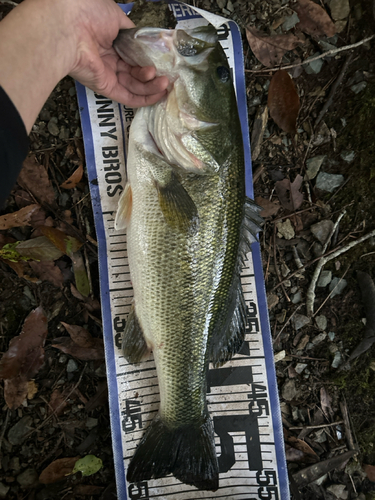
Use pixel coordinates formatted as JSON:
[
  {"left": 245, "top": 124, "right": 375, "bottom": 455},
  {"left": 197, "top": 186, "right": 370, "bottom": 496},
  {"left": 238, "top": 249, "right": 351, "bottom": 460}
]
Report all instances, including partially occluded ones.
[{"left": 0, "top": 86, "right": 29, "bottom": 209}]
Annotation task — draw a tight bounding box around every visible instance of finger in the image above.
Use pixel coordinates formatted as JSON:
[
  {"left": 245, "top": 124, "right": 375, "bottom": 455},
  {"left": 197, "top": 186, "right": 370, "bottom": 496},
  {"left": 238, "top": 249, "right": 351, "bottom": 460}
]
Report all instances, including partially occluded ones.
[
  {"left": 106, "top": 83, "right": 167, "bottom": 108},
  {"left": 114, "top": 3, "right": 135, "bottom": 30},
  {"left": 118, "top": 71, "right": 169, "bottom": 96},
  {"left": 130, "top": 65, "right": 157, "bottom": 83}
]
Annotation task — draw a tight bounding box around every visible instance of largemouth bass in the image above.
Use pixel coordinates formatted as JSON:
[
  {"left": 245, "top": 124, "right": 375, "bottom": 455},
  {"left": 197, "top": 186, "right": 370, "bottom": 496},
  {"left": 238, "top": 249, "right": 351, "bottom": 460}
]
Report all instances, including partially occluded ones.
[{"left": 113, "top": 25, "right": 262, "bottom": 491}]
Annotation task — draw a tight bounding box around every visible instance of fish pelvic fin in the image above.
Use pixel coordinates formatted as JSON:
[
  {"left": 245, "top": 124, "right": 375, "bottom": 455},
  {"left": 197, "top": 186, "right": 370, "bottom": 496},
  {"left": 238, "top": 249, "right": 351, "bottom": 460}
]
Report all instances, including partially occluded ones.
[
  {"left": 156, "top": 172, "right": 199, "bottom": 234},
  {"left": 122, "top": 304, "right": 150, "bottom": 364},
  {"left": 115, "top": 182, "right": 132, "bottom": 230},
  {"left": 209, "top": 198, "right": 263, "bottom": 367},
  {"left": 127, "top": 412, "right": 219, "bottom": 491}
]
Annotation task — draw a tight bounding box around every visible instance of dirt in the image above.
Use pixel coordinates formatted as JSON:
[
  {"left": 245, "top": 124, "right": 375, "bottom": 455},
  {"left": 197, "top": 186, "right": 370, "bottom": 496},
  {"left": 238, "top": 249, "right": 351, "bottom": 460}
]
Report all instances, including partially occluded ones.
[{"left": 0, "top": 0, "right": 375, "bottom": 499}]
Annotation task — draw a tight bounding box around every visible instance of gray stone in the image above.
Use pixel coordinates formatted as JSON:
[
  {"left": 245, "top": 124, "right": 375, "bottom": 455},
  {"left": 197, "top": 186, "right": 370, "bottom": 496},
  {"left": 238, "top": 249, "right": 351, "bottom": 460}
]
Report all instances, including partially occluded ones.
[
  {"left": 276, "top": 219, "right": 295, "bottom": 239},
  {"left": 317, "top": 270, "right": 332, "bottom": 287},
  {"left": 315, "top": 315, "right": 328, "bottom": 331},
  {"left": 248, "top": 95, "right": 261, "bottom": 107},
  {"left": 226, "top": 0, "right": 234, "bottom": 11},
  {"left": 267, "top": 293, "right": 279, "bottom": 310},
  {"left": 295, "top": 363, "right": 307, "bottom": 374},
  {"left": 340, "top": 150, "right": 355, "bottom": 162},
  {"left": 305, "top": 53, "right": 324, "bottom": 74},
  {"left": 86, "top": 417, "right": 98, "bottom": 429},
  {"left": 328, "top": 331, "right": 336, "bottom": 341},
  {"left": 351, "top": 81, "right": 367, "bottom": 94},
  {"left": 217, "top": 0, "right": 225, "bottom": 8},
  {"left": 316, "top": 171, "right": 344, "bottom": 192},
  {"left": 293, "top": 314, "right": 310, "bottom": 330},
  {"left": 39, "top": 109, "right": 51, "bottom": 121},
  {"left": 47, "top": 117, "right": 59, "bottom": 136},
  {"left": 66, "top": 359, "right": 78, "bottom": 373},
  {"left": 327, "top": 484, "right": 347, "bottom": 499},
  {"left": 312, "top": 332, "right": 327, "bottom": 345},
  {"left": 306, "top": 155, "right": 325, "bottom": 180},
  {"left": 59, "top": 126, "right": 70, "bottom": 141},
  {"left": 311, "top": 220, "right": 334, "bottom": 244},
  {"left": 282, "top": 12, "right": 300, "bottom": 31},
  {"left": 68, "top": 86, "right": 76, "bottom": 97},
  {"left": 0, "top": 482, "right": 9, "bottom": 499},
  {"left": 17, "top": 468, "right": 39, "bottom": 488},
  {"left": 291, "top": 291, "right": 302, "bottom": 304},
  {"left": 8, "top": 416, "right": 33, "bottom": 445},
  {"left": 315, "top": 428, "right": 327, "bottom": 442},
  {"left": 329, "top": 277, "right": 347, "bottom": 297},
  {"left": 329, "top": 0, "right": 350, "bottom": 20},
  {"left": 282, "top": 379, "right": 298, "bottom": 401},
  {"left": 331, "top": 350, "right": 342, "bottom": 368}
]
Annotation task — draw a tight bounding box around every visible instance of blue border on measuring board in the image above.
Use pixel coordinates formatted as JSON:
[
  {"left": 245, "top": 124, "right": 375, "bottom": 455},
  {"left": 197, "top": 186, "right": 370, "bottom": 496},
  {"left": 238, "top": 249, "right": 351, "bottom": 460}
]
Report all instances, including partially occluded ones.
[{"left": 77, "top": 2, "right": 289, "bottom": 498}]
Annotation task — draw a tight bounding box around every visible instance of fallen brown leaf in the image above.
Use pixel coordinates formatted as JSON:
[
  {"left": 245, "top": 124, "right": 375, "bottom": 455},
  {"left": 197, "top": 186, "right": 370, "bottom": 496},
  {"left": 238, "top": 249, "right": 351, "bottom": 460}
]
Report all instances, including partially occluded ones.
[
  {"left": 320, "top": 386, "right": 333, "bottom": 419},
  {"left": 0, "top": 204, "right": 41, "bottom": 230},
  {"left": 73, "top": 484, "right": 105, "bottom": 496},
  {"left": 52, "top": 323, "right": 104, "bottom": 361},
  {"left": 29, "top": 261, "right": 65, "bottom": 288},
  {"left": 60, "top": 164, "right": 84, "bottom": 189},
  {"left": 39, "top": 456, "right": 80, "bottom": 484},
  {"left": 294, "top": 0, "right": 336, "bottom": 37},
  {"left": 246, "top": 27, "right": 303, "bottom": 67},
  {"left": 363, "top": 464, "right": 375, "bottom": 482},
  {"left": 48, "top": 387, "right": 72, "bottom": 416},
  {"left": 17, "top": 155, "right": 56, "bottom": 206},
  {"left": 255, "top": 196, "right": 280, "bottom": 217},
  {"left": 285, "top": 443, "right": 305, "bottom": 462},
  {"left": 275, "top": 175, "right": 304, "bottom": 211},
  {"left": 268, "top": 70, "right": 300, "bottom": 135},
  {"left": 4, "top": 377, "right": 28, "bottom": 410},
  {"left": 39, "top": 226, "right": 83, "bottom": 255},
  {"left": 286, "top": 436, "right": 319, "bottom": 463},
  {"left": 17, "top": 236, "right": 64, "bottom": 261}
]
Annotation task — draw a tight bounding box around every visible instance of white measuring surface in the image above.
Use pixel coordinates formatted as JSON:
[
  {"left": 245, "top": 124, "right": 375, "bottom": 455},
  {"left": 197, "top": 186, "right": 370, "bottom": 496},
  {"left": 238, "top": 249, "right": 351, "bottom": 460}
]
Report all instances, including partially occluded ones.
[{"left": 76, "top": 2, "right": 289, "bottom": 499}]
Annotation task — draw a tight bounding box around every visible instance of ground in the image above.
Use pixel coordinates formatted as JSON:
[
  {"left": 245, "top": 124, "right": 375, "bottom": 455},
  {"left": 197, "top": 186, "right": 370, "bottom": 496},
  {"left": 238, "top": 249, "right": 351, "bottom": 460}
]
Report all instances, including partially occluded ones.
[{"left": 0, "top": 0, "right": 375, "bottom": 499}]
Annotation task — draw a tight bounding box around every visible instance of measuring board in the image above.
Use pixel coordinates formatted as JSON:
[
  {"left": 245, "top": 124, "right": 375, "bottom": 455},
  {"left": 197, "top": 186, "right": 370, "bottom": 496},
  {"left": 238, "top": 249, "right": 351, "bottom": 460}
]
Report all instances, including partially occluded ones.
[{"left": 76, "top": 2, "right": 289, "bottom": 499}]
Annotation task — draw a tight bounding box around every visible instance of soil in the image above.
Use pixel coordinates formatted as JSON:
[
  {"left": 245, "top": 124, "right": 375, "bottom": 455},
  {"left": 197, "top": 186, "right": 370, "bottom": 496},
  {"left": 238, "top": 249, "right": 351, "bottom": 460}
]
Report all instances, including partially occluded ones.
[{"left": 1, "top": 0, "right": 375, "bottom": 499}]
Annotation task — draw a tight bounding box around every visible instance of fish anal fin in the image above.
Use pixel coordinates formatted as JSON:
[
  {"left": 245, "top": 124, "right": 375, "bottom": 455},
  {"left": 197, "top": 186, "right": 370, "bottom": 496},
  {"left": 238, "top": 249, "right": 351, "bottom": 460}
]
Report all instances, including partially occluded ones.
[
  {"left": 122, "top": 304, "right": 150, "bottom": 364},
  {"left": 127, "top": 412, "right": 218, "bottom": 491},
  {"left": 115, "top": 182, "right": 132, "bottom": 230},
  {"left": 156, "top": 173, "right": 199, "bottom": 234}
]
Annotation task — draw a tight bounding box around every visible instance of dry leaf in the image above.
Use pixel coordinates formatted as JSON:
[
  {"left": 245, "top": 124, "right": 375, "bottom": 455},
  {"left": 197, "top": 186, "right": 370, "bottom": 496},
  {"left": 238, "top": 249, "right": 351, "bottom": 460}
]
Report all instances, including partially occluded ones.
[
  {"left": 29, "top": 261, "right": 65, "bottom": 287},
  {"left": 294, "top": 0, "right": 336, "bottom": 37},
  {"left": 39, "top": 226, "right": 83, "bottom": 255},
  {"left": 285, "top": 443, "right": 305, "bottom": 462},
  {"left": 268, "top": 70, "right": 300, "bottom": 135},
  {"left": 286, "top": 436, "right": 319, "bottom": 463},
  {"left": 275, "top": 175, "right": 304, "bottom": 211},
  {"left": 39, "top": 456, "right": 80, "bottom": 484},
  {"left": 61, "top": 323, "right": 96, "bottom": 348},
  {"left": 60, "top": 164, "right": 84, "bottom": 189},
  {"left": 48, "top": 387, "right": 71, "bottom": 416},
  {"left": 52, "top": 323, "right": 104, "bottom": 361},
  {"left": 0, "top": 307, "right": 48, "bottom": 409},
  {"left": 363, "top": 464, "right": 375, "bottom": 482},
  {"left": 17, "top": 236, "right": 64, "bottom": 261},
  {"left": 255, "top": 196, "right": 281, "bottom": 217},
  {"left": 71, "top": 250, "right": 90, "bottom": 297},
  {"left": 17, "top": 155, "right": 56, "bottom": 206},
  {"left": 246, "top": 27, "right": 303, "bottom": 67},
  {"left": 27, "top": 380, "right": 38, "bottom": 399},
  {"left": 320, "top": 386, "right": 333, "bottom": 418},
  {"left": 0, "top": 204, "right": 41, "bottom": 230},
  {"left": 73, "top": 485, "right": 105, "bottom": 496}
]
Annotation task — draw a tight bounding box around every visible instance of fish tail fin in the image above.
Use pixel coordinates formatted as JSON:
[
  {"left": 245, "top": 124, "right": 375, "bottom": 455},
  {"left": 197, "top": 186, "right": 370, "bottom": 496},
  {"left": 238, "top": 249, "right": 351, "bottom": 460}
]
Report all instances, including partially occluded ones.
[{"left": 127, "top": 412, "right": 219, "bottom": 491}]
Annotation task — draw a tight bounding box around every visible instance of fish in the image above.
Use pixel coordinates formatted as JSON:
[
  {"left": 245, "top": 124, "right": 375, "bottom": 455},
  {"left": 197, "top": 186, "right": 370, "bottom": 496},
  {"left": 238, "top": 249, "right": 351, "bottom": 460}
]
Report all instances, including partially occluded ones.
[{"left": 113, "top": 25, "right": 263, "bottom": 491}]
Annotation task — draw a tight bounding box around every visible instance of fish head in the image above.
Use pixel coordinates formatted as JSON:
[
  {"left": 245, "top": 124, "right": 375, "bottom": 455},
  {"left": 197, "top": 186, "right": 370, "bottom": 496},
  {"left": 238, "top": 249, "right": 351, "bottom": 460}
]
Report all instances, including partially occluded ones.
[{"left": 114, "top": 26, "right": 238, "bottom": 173}]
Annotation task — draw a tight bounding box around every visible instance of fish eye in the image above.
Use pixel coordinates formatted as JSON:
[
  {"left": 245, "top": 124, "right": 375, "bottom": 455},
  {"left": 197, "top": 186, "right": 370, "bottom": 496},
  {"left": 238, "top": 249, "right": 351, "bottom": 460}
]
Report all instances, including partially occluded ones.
[
  {"left": 177, "top": 44, "right": 197, "bottom": 57},
  {"left": 217, "top": 66, "right": 230, "bottom": 82}
]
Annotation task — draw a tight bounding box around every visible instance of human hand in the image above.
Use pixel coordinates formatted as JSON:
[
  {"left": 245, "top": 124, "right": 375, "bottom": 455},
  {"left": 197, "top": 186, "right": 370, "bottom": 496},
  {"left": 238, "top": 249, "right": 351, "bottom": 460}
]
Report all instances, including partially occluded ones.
[{"left": 67, "top": 0, "right": 169, "bottom": 107}]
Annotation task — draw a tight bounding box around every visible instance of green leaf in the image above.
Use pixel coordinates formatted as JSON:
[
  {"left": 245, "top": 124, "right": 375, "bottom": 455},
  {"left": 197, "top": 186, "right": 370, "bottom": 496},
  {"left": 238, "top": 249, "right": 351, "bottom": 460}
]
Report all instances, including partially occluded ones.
[
  {"left": 71, "top": 251, "right": 90, "bottom": 297},
  {"left": 0, "top": 242, "right": 28, "bottom": 262},
  {"left": 72, "top": 455, "right": 102, "bottom": 477}
]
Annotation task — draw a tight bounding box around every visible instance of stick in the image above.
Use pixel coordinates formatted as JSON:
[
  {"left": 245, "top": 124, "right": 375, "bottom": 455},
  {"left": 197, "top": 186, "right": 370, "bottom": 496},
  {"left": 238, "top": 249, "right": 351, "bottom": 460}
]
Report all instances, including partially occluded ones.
[
  {"left": 289, "top": 420, "right": 344, "bottom": 431},
  {"left": 340, "top": 399, "right": 356, "bottom": 451},
  {"left": 245, "top": 35, "right": 375, "bottom": 74}
]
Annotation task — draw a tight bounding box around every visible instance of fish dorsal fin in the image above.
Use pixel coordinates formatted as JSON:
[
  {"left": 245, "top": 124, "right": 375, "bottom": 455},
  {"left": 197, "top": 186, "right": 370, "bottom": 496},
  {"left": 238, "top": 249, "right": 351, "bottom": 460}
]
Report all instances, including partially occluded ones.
[
  {"left": 156, "top": 172, "right": 199, "bottom": 234},
  {"left": 115, "top": 182, "right": 132, "bottom": 230},
  {"left": 209, "top": 198, "right": 263, "bottom": 367},
  {"left": 122, "top": 303, "right": 150, "bottom": 364}
]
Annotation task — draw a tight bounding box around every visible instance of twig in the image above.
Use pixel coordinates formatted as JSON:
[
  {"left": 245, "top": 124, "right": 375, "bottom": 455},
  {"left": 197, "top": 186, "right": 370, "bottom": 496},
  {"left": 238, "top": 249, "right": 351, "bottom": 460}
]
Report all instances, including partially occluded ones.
[
  {"left": 245, "top": 35, "right": 375, "bottom": 74},
  {"left": 289, "top": 420, "right": 344, "bottom": 431},
  {"left": 315, "top": 53, "right": 353, "bottom": 128},
  {"left": 273, "top": 304, "right": 304, "bottom": 345},
  {"left": 292, "top": 246, "right": 304, "bottom": 270},
  {"left": 287, "top": 354, "right": 328, "bottom": 361},
  {"left": 0, "top": 408, "right": 10, "bottom": 458},
  {"left": 340, "top": 398, "right": 356, "bottom": 451},
  {"left": 306, "top": 228, "right": 375, "bottom": 316},
  {"left": 273, "top": 227, "right": 290, "bottom": 302},
  {"left": 313, "top": 266, "right": 349, "bottom": 318},
  {"left": 322, "top": 210, "right": 346, "bottom": 254}
]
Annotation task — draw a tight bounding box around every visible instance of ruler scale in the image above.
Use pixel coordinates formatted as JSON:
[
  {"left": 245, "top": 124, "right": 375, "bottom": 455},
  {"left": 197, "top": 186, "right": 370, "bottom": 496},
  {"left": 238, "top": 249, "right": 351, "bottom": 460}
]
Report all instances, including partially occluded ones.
[{"left": 77, "top": 2, "right": 289, "bottom": 499}]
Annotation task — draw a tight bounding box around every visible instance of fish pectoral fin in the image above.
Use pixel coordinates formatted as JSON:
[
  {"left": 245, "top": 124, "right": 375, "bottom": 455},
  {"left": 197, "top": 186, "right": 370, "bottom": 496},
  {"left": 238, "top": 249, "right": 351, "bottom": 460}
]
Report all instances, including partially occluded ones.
[
  {"left": 122, "top": 304, "right": 150, "bottom": 364},
  {"left": 127, "top": 412, "right": 219, "bottom": 491},
  {"left": 115, "top": 182, "right": 132, "bottom": 230},
  {"left": 156, "top": 172, "right": 199, "bottom": 233}
]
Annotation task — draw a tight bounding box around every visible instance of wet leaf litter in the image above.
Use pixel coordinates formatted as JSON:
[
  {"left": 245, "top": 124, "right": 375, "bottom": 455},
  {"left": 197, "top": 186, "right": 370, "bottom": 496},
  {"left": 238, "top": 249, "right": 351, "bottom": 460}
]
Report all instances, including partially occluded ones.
[{"left": 0, "top": 0, "right": 375, "bottom": 499}]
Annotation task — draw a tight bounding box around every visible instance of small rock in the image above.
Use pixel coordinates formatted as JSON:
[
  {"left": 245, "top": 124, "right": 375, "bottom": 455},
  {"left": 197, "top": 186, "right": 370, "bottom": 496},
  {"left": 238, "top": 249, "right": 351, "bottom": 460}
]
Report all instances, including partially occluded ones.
[
  {"left": 296, "top": 334, "right": 310, "bottom": 351},
  {"left": 295, "top": 363, "right": 307, "bottom": 374},
  {"left": 74, "top": 126, "right": 82, "bottom": 138},
  {"left": 314, "top": 473, "right": 328, "bottom": 486},
  {"left": 59, "top": 126, "right": 70, "bottom": 141},
  {"left": 293, "top": 314, "right": 310, "bottom": 330},
  {"left": 274, "top": 350, "right": 286, "bottom": 363},
  {"left": 311, "top": 220, "right": 334, "bottom": 244},
  {"left": 267, "top": 293, "right": 279, "bottom": 310},
  {"left": 0, "top": 482, "right": 10, "bottom": 499},
  {"left": 68, "top": 86, "right": 77, "bottom": 97},
  {"left": 17, "top": 468, "right": 39, "bottom": 488},
  {"left": 282, "top": 12, "right": 300, "bottom": 30},
  {"left": 276, "top": 219, "right": 295, "bottom": 240},
  {"left": 315, "top": 315, "right": 328, "bottom": 331},
  {"left": 282, "top": 379, "right": 298, "bottom": 401},
  {"left": 313, "top": 242, "right": 324, "bottom": 257},
  {"left": 276, "top": 309, "right": 287, "bottom": 323},
  {"left": 317, "top": 270, "right": 332, "bottom": 287},
  {"left": 329, "top": 277, "right": 347, "bottom": 297},
  {"left": 312, "top": 122, "right": 331, "bottom": 146},
  {"left": 314, "top": 428, "right": 327, "bottom": 443},
  {"left": 305, "top": 53, "right": 324, "bottom": 74},
  {"left": 331, "top": 350, "right": 342, "bottom": 368},
  {"left": 248, "top": 95, "right": 261, "bottom": 107},
  {"left": 291, "top": 291, "right": 302, "bottom": 304},
  {"left": 328, "top": 331, "right": 336, "bottom": 341},
  {"left": 281, "top": 262, "right": 290, "bottom": 277},
  {"left": 327, "top": 484, "right": 347, "bottom": 499},
  {"left": 316, "top": 171, "right": 344, "bottom": 192},
  {"left": 340, "top": 150, "right": 355, "bottom": 162},
  {"left": 217, "top": 0, "right": 225, "bottom": 8},
  {"left": 66, "top": 359, "right": 78, "bottom": 373},
  {"left": 305, "top": 155, "right": 325, "bottom": 180},
  {"left": 351, "top": 81, "right": 367, "bottom": 94},
  {"left": 39, "top": 108, "right": 51, "bottom": 121},
  {"left": 8, "top": 416, "right": 33, "bottom": 446},
  {"left": 312, "top": 332, "right": 327, "bottom": 345},
  {"left": 47, "top": 117, "right": 60, "bottom": 136},
  {"left": 86, "top": 417, "right": 98, "bottom": 429},
  {"left": 328, "top": 0, "right": 350, "bottom": 19},
  {"left": 226, "top": 0, "right": 234, "bottom": 11}
]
